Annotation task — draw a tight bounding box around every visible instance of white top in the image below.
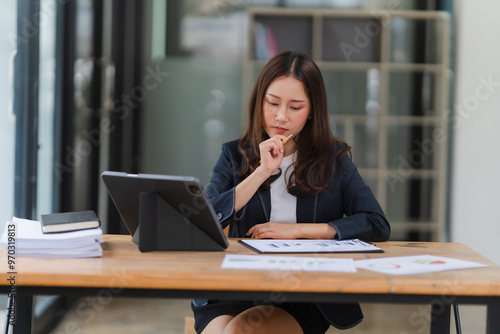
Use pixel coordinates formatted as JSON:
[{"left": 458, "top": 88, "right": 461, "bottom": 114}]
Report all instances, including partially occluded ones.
[{"left": 269, "top": 153, "right": 297, "bottom": 224}]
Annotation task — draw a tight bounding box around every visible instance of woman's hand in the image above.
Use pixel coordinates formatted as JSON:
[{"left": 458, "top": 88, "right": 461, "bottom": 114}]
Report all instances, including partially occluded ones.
[
  {"left": 246, "top": 222, "right": 300, "bottom": 239},
  {"left": 234, "top": 135, "right": 287, "bottom": 213},
  {"left": 258, "top": 135, "right": 289, "bottom": 175},
  {"left": 246, "top": 223, "right": 337, "bottom": 239}
]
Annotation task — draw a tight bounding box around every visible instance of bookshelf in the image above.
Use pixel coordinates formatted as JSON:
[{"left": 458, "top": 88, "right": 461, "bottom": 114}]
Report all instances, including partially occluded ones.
[{"left": 243, "top": 8, "right": 451, "bottom": 241}]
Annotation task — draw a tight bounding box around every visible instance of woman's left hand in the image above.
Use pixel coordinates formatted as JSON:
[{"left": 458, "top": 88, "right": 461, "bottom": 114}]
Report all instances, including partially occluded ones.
[
  {"left": 246, "top": 222, "right": 299, "bottom": 239},
  {"left": 246, "top": 223, "right": 337, "bottom": 239}
]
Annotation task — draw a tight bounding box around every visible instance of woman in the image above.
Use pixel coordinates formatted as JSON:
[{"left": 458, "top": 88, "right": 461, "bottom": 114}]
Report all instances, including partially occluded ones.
[{"left": 192, "top": 50, "right": 390, "bottom": 334}]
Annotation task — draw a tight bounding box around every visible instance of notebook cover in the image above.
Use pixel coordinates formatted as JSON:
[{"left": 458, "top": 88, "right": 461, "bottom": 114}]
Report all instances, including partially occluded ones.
[{"left": 41, "top": 210, "right": 100, "bottom": 233}]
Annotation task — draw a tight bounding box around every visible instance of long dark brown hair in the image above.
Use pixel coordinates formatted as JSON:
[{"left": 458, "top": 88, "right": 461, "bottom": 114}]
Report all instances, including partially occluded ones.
[{"left": 238, "top": 50, "right": 351, "bottom": 196}]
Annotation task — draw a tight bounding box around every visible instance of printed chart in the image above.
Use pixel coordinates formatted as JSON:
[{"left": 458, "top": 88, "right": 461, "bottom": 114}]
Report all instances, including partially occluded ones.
[
  {"left": 239, "top": 239, "right": 382, "bottom": 253},
  {"left": 355, "top": 255, "right": 487, "bottom": 275}
]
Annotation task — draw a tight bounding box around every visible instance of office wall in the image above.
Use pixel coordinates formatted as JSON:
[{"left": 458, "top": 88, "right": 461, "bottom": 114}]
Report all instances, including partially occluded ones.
[{"left": 451, "top": 0, "right": 500, "bottom": 264}]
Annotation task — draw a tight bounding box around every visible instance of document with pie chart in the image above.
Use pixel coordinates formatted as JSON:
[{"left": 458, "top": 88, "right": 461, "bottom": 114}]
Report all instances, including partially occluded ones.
[{"left": 355, "top": 255, "right": 488, "bottom": 275}]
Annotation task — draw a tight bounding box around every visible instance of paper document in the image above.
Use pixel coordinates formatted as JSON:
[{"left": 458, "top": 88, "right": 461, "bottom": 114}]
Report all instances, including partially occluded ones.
[
  {"left": 221, "top": 254, "right": 356, "bottom": 273},
  {"left": 239, "top": 239, "right": 382, "bottom": 254},
  {"left": 355, "top": 255, "right": 488, "bottom": 275},
  {"left": 1, "top": 217, "right": 103, "bottom": 248},
  {"left": 1, "top": 217, "right": 103, "bottom": 258}
]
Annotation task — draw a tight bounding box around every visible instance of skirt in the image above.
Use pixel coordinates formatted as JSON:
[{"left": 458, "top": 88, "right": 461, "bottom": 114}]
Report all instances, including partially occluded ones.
[{"left": 191, "top": 298, "right": 331, "bottom": 334}]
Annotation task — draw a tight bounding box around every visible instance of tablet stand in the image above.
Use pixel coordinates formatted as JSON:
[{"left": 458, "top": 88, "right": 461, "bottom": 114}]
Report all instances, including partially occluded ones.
[{"left": 137, "top": 192, "right": 225, "bottom": 252}]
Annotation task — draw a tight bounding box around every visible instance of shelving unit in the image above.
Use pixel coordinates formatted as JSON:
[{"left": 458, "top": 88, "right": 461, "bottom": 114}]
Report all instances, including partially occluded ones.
[{"left": 243, "top": 8, "right": 450, "bottom": 241}]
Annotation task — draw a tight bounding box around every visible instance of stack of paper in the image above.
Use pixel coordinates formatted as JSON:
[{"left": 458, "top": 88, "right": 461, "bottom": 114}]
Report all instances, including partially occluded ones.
[{"left": 1, "top": 217, "right": 103, "bottom": 258}]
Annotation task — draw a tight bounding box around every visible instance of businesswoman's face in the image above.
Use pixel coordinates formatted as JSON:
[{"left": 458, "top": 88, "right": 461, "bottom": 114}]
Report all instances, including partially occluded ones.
[{"left": 262, "top": 76, "right": 311, "bottom": 141}]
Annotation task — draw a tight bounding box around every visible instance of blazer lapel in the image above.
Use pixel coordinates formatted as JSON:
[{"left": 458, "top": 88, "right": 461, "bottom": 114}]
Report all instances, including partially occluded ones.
[
  {"left": 257, "top": 189, "right": 271, "bottom": 222},
  {"left": 297, "top": 194, "right": 318, "bottom": 223}
]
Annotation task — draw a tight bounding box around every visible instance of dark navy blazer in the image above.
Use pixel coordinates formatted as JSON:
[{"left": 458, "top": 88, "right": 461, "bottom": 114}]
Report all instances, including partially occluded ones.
[{"left": 206, "top": 140, "right": 390, "bottom": 329}]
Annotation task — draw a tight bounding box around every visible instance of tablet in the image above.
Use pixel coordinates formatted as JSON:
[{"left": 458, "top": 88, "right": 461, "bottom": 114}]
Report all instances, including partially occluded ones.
[{"left": 101, "top": 171, "right": 229, "bottom": 251}]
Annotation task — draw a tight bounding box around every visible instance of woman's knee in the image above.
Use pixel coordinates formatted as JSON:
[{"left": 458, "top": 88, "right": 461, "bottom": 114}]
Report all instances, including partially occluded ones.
[
  {"left": 201, "top": 314, "right": 234, "bottom": 334},
  {"left": 222, "top": 306, "right": 302, "bottom": 334}
]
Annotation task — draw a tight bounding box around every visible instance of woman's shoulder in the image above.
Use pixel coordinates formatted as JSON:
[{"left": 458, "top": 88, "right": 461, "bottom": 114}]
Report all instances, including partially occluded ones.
[
  {"left": 222, "top": 139, "right": 239, "bottom": 149},
  {"left": 331, "top": 140, "right": 349, "bottom": 152},
  {"left": 221, "top": 139, "right": 240, "bottom": 154},
  {"left": 219, "top": 140, "right": 245, "bottom": 162},
  {"left": 328, "top": 140, "right": 355, "bottom": 171},
  {"left": 329, "top": 140, "right": 351, "bottom": 158}
]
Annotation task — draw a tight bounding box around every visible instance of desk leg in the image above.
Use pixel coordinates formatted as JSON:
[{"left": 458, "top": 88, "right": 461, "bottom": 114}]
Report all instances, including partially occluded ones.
[
  {"left": 487, "top": 297, "right": 500, "bottom": 334},
  {"left": 13, "top": 289, "right": 33, "bottom": 334},
  {"left": 430, "top": 301, "right": 450, "bottom": 334}
]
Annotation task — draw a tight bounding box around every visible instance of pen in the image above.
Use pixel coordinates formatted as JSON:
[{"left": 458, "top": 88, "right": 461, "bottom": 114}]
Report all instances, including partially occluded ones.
[{"left": 281, "top": 133, "right": 293, "bottom": 145}]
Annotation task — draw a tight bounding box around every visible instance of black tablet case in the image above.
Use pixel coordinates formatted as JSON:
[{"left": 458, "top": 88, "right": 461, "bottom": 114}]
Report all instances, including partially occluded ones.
[{"left": 101, "top": 172, "right": 228, "bottom": 252}]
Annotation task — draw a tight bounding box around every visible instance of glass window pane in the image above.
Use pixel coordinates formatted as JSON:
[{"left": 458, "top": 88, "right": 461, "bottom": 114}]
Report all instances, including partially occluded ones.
[
  {"left": 254, "top": 15, "right": 313, "bottom": 58},
  {"left": 37, "top": 0, "right": 56, "bottom": 219},
  {"left": 322, "top": 17, "right": 381, "bottom": 62},
  {"left": 385, "top": 178, "right": 435, "bottom": 222},
  {"left": 387, "top": 124, "right": 436, "bottom": 170},
  {"left": 252, "top": 65, "right": 265, "bottom": 83},
  {"left": 390, "top": 18, "right": 439, "bottom": 64},
  {"left": 353, "top": 120, "right": 378, "bottom": 168},
  {"left": 323, "top": 70, "right": 379, "bottom": 116},
  {"left": 389, "top": 71, "right": 437, "bottom": 116},
  {"left": 330, "top": 120, "right": 345, "bottom": 142}
]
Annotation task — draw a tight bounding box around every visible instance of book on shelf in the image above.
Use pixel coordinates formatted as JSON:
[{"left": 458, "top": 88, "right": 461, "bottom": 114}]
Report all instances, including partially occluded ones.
[
  {"left": 41, "top": 210, "right": 100, "bottom": 233},
  {"left": 1, "top": 217, "right": 103, "bottom": 258},
  {"left": 253, "top": 22, "right": 279, "bottom": 60}
]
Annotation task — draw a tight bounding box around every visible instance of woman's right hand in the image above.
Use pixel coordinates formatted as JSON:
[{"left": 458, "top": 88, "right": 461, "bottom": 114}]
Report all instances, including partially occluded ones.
[
  {"left": 234, "top": 135, "right": 289, "bottom": 213},
  {"left": 258, "top": 135, "right": 288, "bottom": 176}
]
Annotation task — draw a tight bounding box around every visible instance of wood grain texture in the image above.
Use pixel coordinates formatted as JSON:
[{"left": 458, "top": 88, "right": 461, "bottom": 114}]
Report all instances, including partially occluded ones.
[{"left": 1, "top": 235, "right": 499, "bottom": 297}]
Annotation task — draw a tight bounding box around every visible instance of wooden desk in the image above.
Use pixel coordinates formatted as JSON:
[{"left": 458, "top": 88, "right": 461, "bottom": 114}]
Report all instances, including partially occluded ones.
[{"left": 2, "top": 235, "right": 500, "bottom": 333}]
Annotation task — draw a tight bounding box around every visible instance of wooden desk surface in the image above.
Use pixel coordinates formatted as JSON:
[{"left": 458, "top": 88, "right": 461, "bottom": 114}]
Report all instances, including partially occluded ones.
[{"left": 2, "top": 235, "right": 500, "bottom": 297}]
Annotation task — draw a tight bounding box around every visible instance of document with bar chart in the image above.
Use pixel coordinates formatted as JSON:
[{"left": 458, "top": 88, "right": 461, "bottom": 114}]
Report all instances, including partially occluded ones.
[{"left": 239, "top": 239, "right": 383, "bottom": 254}]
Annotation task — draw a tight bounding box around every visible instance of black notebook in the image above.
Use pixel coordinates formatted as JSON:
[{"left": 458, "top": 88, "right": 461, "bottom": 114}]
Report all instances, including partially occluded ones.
[{"left": 41, "top": 210, "right": 100, "bottom": 233}]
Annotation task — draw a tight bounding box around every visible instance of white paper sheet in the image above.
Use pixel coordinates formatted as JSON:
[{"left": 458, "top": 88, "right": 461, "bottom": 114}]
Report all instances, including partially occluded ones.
[
  {"left": 355, "top": 255, "right": 488, "bottom": 275},
  {"left": 239, "top": 239, "right": 382, "bottom": 253},
  {"left": 1, "top": 217, "right": 103, "bottom": 258},
  {"left": 12, "top": 246, "right": 103, "bottom": 258},
  {"left": 221, "top": 254, "right": 357, "bottom": 273},
  {"left": 1, "top": 217, "right": 103, "bottom": 249}
]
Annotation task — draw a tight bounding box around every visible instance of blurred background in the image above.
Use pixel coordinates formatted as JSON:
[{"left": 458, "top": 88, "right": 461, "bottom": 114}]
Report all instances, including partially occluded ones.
[{"left": 0, "top": 0, "right": 499, "bottom": 333}]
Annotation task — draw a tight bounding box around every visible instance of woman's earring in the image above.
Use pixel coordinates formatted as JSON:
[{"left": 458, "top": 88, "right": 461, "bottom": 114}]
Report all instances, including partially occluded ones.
[{"left": 308, "top": 115, "right": 312, "bottom": 120}]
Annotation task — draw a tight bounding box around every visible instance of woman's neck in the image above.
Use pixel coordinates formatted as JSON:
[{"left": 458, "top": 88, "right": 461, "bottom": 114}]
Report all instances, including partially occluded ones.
[{"left": 283, "top": 142, "right": 297, "bottom": 157}]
